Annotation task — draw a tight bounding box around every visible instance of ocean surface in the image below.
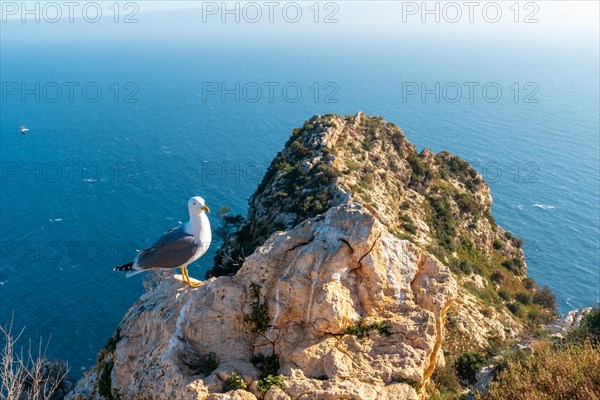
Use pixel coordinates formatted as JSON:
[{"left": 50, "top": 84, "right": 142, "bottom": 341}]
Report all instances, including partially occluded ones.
[{"left": 1, "top": 3, "right": 598, "bottom": 377}]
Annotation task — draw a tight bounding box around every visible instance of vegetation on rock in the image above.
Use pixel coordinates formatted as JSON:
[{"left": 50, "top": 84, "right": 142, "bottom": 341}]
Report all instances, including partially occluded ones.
[
  {"left": 482, "top": 340, "right": 600, "bottom": 400},
  {"left": 222, "top": 372, "right": 247, "bottom": 392},
  {"left": 192, "top": 352, "right": 218, "bottom": 376},
  {"left": 455, "top": 351, "right": 487, "bottom": 384},
  {"left": 346, "top": 317, "right": 390, "bottom": 339},
  {"left": 257, "top": 375, "right": 285, "bottom": 396},
  {"left": 243, "top": 282, "right": 270, "bottom": 333}
]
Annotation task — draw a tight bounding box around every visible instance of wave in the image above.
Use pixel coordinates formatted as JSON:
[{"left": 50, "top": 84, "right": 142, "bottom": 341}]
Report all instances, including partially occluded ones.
[{"left": 533, "top": 203, "right": 556, "bottom": 210}]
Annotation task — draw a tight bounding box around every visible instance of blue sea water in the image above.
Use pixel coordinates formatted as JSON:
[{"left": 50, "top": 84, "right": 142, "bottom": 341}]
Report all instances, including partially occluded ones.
[{"left": 1, "top": 4, "right": 599, "bottom": 377}]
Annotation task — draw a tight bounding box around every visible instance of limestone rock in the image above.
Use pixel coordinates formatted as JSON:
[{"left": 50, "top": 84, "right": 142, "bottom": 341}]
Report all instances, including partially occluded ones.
[
  {"left": 547, "top": 307, "right": 592, "bottom": 339},
  {"left": 67, "top": 204, "right": 455, "bottom": 399}
]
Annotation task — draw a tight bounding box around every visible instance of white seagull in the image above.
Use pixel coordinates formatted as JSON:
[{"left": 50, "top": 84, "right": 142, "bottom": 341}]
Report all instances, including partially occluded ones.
[
  {"left": 20, "top": 126, "right": 29, "bottom": 134},
  {"left": 115, "top": 196, "right": 212, "bottom": 287}
]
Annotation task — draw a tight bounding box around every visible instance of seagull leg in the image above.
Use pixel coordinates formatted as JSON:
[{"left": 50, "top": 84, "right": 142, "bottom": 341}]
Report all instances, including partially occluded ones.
[
  {"left": 181, "top": 265, "right": 201, "bottom": 288},
  {"left": 180, "top": 266, "right": 190, "bottom": 285}
]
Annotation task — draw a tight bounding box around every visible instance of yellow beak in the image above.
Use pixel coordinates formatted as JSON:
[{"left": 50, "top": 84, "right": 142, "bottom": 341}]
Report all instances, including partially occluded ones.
[{"left": 201, "top": 205, "right": 210, "bottom": 213}]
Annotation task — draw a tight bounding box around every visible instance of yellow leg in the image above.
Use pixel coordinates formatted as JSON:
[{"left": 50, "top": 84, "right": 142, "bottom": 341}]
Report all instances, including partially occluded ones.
[
  {"left": 181, "top": 266, "right": 200, "bottom": 288},
  {"left": 180, "top": 266, "right": 190, "bottom": 284}
]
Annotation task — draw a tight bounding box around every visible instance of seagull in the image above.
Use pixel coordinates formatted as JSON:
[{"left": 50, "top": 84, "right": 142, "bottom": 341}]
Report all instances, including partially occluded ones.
[
  {"left": 115, "top": 196, "right": 211, "bottom": 287},
  {"left": 20, "top": 126, "right": 29, "bottom": 134}
]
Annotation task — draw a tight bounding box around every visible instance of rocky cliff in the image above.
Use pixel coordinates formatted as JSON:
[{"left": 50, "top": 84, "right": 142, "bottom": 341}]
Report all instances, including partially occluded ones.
[{"left": 68, "top": 113, "right": 556, "bottom": 399}]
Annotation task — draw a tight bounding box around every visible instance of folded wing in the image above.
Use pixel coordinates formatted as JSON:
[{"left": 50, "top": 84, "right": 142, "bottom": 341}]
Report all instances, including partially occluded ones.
[{"left": 134, "top": 226, "right": 199, "bottom": 271}]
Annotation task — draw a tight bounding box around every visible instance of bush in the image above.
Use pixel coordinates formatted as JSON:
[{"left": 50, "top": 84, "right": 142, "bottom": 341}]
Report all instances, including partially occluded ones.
[
  {"left": 431, "top": 362, "right": 461, "bottom": 394},
  {"left": 515, "top": 292, "right": 532, "bottom": 305},
  {"left": 532, "top": 286, "right": 556, "bottom": 310},
  {"left": 482, "top": 342, "right": 600, "bottom": 400},
  {"left": 507, "top": 302, "right": 523, "bottom": 317},
  {"left": 527, "top": 308, "right": 550, "bottom": 325},
  {"left": 492, "top": 239, "right": 503, "bottom": 250},
  {"left": 193, "top": 353, "right": 218, "bottom": 376},
  {"left": 223, "top": 372, "right": 247, "bottom": 392},
  {"left": 450, "top": 259, "right": 473, "bottom": 275},
  {"left": 498, "top": 289, "right": 511, "bottom": 301},
  {"left": 407, "top": 152, "right": 432, "bottom": 181},
  {"left": 490, "top": 271, "right": 504, "bottom": 284},
  {"left": 511, "top": 237, "right": 524, "bottom": 248},
  {"left": 455, "top": 352, "right": 487, "bottom": 384},
  {"left": 257, "top": 375, "right": 285, "bottom": 396},
  {"left": 243, "top": 283, "right": 270, "bottom": 333},
  {"left": 455, "top": 193, "right": 479, "bottom": 214},
  {"left": 428, "top": 194, "right": 456, "bottom": 252},
  {"left": 346, "top": 318, "right": 390, "bottom": 339},
  {"left": 403, "top": 222, "right": 417, "bottom": 235},
  {"left": 457, "top": 260, "right": 473, "bottom": 275},
  {"left": 251, "top": 353, "right": 280, "bottom": 378},
  {"left": 523, "top": 277, "right": 535, "bottom": 289},
  {"left": 501, "top": 257, "right": 525, "bottom": 274}
]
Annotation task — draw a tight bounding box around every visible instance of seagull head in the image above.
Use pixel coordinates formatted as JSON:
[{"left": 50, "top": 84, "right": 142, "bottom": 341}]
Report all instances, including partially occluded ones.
[{"left": 188, "top": 196, "right": 210, "bottom": 216}]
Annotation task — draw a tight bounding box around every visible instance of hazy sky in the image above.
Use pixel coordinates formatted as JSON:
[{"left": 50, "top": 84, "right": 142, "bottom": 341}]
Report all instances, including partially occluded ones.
[{"left": 1, "top": 0, "right": 598, "bottom": 43}]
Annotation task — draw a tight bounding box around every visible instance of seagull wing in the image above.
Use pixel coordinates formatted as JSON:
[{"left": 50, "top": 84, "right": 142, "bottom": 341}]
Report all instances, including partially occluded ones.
[{"left": 134, "top": 225, "right": 199, "bottom": 270}]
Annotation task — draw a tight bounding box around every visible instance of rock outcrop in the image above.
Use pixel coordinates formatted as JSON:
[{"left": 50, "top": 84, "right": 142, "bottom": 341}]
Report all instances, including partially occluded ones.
[
  {"left": 209, "top": 113, "right": 543, "bottom": 352},
  {"left": 68, "top": 204, "right": 455, "bottom": 399},
  {"left": 547, "top": 307, "right": 592, "bottom": 339},
  {"left": 68, "top": 113, "right": 557, "bottom": 399}
]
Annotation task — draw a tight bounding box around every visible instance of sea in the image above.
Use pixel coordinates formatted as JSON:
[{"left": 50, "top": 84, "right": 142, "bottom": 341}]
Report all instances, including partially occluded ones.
[{"left": 0, "top": 2, "right": 598, "bottom": 377}]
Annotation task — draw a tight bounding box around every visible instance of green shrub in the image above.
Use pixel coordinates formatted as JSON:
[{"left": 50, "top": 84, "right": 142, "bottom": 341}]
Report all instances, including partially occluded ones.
[
  {"left": 455, "top": 351, "right": 487, "bottom": 384},
  {"left": 490, "top": 271, "right": 504, "bottom": 283},
  {"left": 394, "top": 377, "right": 422, "bottom": 391},
  {"left": 511, "top": 237, "right": 524, "bottom": 248},
  {"left": 291, "top": 141, "right": 311, "bottom": 156},
  {"left": 498, "top": 289, "right": 511, "bottom": 301},
  {"left": 403, "top": 222, "right": 417, "bottom": 235},
  {"left": 193, "top": 353, "right": 218, "bottom": 376},
  {"left": 527, "top": 308, "right": 550, "bottom": 325},
  {"left": 427, "top": 194, "right": 456, "bottom": 252},
  {"left": 455, "top": 193, "right": 479, "bottom": 214},
  {"left": 223, "top": 372, "right": 247, "bottom": 392},
  {"left": 346, "top": 318, "right": 390, "bottom": 339},
  {"left": 257, "top": 375, "right": 285, "bottom": 396},
  {"left": 523, "top": 277, "right": 535, "bottom": 289},
  {"left": 456, "top": 259, "right": 473, "bottom": 275},
  {"left": 507, "top": 302, "right": 524, "bottom": 317},
  {"left": 407, "top": 152, "right": 433, "bottom": 181},
  {"left": 515, "top": 292, "right": 532, "bottom": 305},
  {"left": 243, "top": 283, "right": 270, "bottom": 333},
  {"left": 492, "top": 239, "right": 503, "bottom": 250},
  {"left": 532, "top": 286, "right": 556, "bottom": 310},
  {"left": 501, "top": 257, "right": 525, "bottom": 275},
  {"left": 362, "top": 137, "right": 374, "bottom": 151},
  {"left": 251, "top": 353, "right": 280, "bottom": 378}
]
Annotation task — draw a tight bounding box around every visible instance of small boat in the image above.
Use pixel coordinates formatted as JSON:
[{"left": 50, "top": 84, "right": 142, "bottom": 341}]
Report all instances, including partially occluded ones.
[{"left": 20, "top": 125, "right": 29, "bottom": 134}]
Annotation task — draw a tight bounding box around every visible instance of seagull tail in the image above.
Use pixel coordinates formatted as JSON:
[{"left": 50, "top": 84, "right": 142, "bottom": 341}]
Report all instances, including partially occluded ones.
[
  {"left": 115, "top": 262, "right": 146, "bottom": 278},
  {"left": 114, "top": 262, "right": 134, "bottom": 272}
]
